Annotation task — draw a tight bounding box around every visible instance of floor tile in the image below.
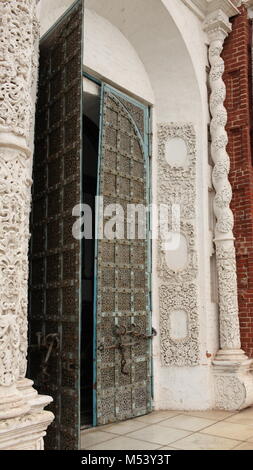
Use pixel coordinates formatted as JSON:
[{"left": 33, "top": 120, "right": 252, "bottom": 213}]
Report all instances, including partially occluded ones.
[
  {"left": 233, "top": 442, "right": 253, "bottom": 450},
  {"left": 126, "top": 424, "right": 191, "bottom": 446},
  {"left": 159, "top": 415, "right": 216, "bottom": 432},
  {"left": 87, "top": 436, "right": 161, "bottom": 450},
  {"left": 182, "top": 410, "right": 237, "bottom": 421},
  {"left": 236, "top": 406, "right": 253, "bottom": 416},
  {"left": 201, "top": 421, "right": 253, "bottom": 441},
  {"left": 100, "top": 419, "right": 148, "bottom": 435},
  {"left": 134, "top": 411, "right": 181, "bottom": 424},
  {"left": 159, "top": 446, "right": 178, "bottom": 450},
  {"left": 224, "top": 415, "right": 253, "bottom": 426},
  {"left": 81, "top": 430, "right": 118, "bottom": 449},
  {"left": 224, "top": 407, "right": 253, "bottom": 426},
  {"left": 171, "top": 432, "right": 240, "bottom": 450},
  {"left": 81, "top": 408, "right": 253, "bottom": 451}
]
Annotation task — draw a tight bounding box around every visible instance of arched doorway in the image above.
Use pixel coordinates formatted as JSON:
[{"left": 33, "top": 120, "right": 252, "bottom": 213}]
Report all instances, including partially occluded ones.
[{"left": 29, "top": 0, "right": 206, "bottom": 450}]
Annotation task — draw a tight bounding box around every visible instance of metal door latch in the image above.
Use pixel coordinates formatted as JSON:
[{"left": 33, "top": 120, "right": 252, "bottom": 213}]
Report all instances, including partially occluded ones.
[
  {"left": 41, "top": 333, "right": 60, "bottom": 382},
  {"left": 98, "top": 324, "right": 157, "bottom": 376},
  {"left": 32, "top": 332, "right": 60, "bottom": 383},
  {"left": 128, "top": 324, "right": 157, "bottom": 340}
]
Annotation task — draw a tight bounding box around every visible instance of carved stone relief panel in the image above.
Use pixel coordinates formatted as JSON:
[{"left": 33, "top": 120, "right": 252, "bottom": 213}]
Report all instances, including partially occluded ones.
[
  {"left": 214, "top": 376, "right": 246, "bottom": 410},
  {"left": 157, "top": 124, "right": 200, "bottom": 366},
  {"left": 0, "top": 0, "right": 39, "bottom": 140},
  {"left": 0, "top": 147, "right": 32, "bottom": 385}
]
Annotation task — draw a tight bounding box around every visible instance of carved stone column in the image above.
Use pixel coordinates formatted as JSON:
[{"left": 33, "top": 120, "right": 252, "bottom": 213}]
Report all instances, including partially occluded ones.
[
  {"left": 204, "top": 5, "right": 253, "bottom": 410},
  {"left": 0, "top": 0, "right": 53, "bottom": 449}
]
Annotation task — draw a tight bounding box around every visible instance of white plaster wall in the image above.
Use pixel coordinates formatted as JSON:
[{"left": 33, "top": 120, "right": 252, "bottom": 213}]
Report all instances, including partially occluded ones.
[
  {"left": 84, "top": 10, "right": 154, "bottom": 104},
  {"left": 85, "top": 0, "right": 202, "bottom": 121},
  {"left": 38, "top": 0, "right": 218, "bottom": 411}
]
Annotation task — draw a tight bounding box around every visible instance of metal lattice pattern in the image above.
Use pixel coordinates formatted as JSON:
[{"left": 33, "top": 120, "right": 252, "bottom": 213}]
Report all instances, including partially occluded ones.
[
  {"left": 96, "top": 89, "right": 151, "bottom": 425},
  {"left": 28, "top": 0, "right": 83, "bottom": 450}
]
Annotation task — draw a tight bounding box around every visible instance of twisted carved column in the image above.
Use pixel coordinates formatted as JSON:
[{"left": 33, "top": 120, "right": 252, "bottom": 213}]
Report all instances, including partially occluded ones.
[
  {"left": 205, "top": 11, "right": 242, "bottom": 355},
  {"left": 0, "top": 0, "right": 53, "bottom": 449},
  {"left": 204, "top": 8, "right": 253, "bottom": 410}
]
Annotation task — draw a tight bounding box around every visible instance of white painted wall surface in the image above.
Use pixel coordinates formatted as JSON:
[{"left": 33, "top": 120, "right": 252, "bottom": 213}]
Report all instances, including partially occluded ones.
[
  {"left": 38, "top": 0, "right": 218, "bottom": 411},
  {"left": 83, "top": 9, "right": 154, "bottom": 104}
]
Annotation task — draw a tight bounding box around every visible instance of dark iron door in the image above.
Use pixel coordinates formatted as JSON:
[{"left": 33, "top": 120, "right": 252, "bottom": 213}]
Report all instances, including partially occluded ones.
[
  {"left": 28, "top": 0, "right": 83, "bottom": 450},
  {"left": 94, "top": 84, "right": 152, "bottom": 425}
]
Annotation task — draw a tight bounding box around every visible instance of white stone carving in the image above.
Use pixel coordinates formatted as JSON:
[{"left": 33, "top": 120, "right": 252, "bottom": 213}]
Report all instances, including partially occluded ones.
[
  {"left": 0, "top": 315, "right": 20, "bottom": 387},
  {"left": 190, "top": 1, "right": 239, "bottom": 19},
  {"left": 0, "top": 0, "right": 39, "bottom": 139},
  {"left": 214, "top": 376, "right": 246, "bottom": 410},
  {"left": 203, "top": 10, "right": 242, "bottom": 351},
  {"left": 159, "top": 221, "right": 197, "bottom": 282},
  {"left": 157, "top": 123, "right": 199, "bottom": 366},
  {"left": 0, "top": 146, "right": 32, "bottom": 385},
  {"left": 0, "top": 0, "right": 39, "bottom": 382},
  {"left": 204, "top": 7, "right": 253, "bottom": 410},
  {"left": 0, "top": 0, "right": 53, "bottom": 449},
  {"left": 160, "top": 283, "right": 199, "bottom": 366},
  {"left": 0, "top": 410, "right": 54, "bottom": 450},
  {"left": 216, "top": 245, "right": 241, "bottom": 349}
]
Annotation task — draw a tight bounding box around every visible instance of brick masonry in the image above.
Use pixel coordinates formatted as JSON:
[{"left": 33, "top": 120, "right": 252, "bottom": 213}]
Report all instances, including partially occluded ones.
[{"left": 222, "top": 6, "right": 253, "bottom": 357}]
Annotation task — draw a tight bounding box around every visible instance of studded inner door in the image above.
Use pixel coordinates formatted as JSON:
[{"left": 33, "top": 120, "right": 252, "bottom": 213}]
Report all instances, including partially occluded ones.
[
  {"left": 28, "top": 0, "right": 83, "bottom": 450},
  {"left": 95, "top": 85, "right": 152, "bottom": 425}
]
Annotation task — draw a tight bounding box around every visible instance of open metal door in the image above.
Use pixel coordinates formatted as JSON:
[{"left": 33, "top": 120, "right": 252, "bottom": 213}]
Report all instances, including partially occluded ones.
[
  {"left": 28, "top": 0, "right": 83, "bottom": 450},
  {"left": 94, "top": 84, "right": 152, "bottom": 425}
]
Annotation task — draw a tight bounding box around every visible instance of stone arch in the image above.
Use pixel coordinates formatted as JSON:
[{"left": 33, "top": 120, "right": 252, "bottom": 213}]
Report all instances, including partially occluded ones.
[{"left": 39, "top": 0, "right": 204, "bottom": 120}]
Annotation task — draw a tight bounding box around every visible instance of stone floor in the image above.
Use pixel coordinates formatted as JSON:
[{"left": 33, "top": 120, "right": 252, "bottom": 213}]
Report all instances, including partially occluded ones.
[{"left": 81, "top": 408, "right": 253, "bottom": 450}]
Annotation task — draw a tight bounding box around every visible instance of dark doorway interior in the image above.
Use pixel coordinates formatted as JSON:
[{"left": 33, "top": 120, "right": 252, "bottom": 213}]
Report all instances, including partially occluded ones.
[{"left": 81, "top": 81, "right": 100, "bottom": 427}]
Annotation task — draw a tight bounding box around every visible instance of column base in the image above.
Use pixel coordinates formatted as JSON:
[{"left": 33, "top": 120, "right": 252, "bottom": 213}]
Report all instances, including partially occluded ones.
[
  {"left": 17, "top": 378, "right": 53, "bottom": 412},
  {"left": 0, "top": 379, "right": 54, "bottom": 450},
  {"left": 0, "top": 385, "right": 30, "bottom": 420},
  {"left": 0, "top": 410, "right": 54, "bottom": 450},
  {"left": 213, "top": 349, "right": 253, "bottom": 410}
]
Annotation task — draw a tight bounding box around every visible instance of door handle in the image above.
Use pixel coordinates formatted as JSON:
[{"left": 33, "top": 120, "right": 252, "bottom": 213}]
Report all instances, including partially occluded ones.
[
  {"left": 98, "top": 325, "right": 157, "bottom": 376},
  {"left": 127, "top": 324, "right": 157, "bottom": 340}
]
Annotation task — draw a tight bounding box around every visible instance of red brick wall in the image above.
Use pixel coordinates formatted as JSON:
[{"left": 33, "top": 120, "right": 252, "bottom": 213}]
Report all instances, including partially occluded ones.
[{"left": 222, "top": 6, "right": 253, "bottom": 357}]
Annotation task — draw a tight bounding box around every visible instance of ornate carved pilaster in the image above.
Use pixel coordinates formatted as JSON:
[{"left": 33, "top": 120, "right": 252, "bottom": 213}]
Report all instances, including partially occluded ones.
[
  {"left": 204, "top": 6, "right": 253, "bottom": 410},
  {"left": 205, "top": 11, "right": 242, "bottom": 351},
  {"left": 0, "top": 0, "right": 53, "bottom": 449},
  {"left": 0, "top": 144, "right": 31, "bottom": 388}
]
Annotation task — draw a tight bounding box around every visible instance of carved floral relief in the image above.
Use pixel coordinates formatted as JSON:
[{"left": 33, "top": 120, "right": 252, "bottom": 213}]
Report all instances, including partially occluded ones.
[{"left": 157, "top": 124, "right": 200, "bottom": 366}]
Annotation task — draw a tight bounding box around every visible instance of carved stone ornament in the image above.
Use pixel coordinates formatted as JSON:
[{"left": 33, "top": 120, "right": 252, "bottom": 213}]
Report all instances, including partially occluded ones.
[
  {"left": 0, "top": 0, "right": 39, "bottom": 387},
  {"left": 214, "top": 376, "right": 246, "bottom": 410},
  {"left": 0, "top": 0, "right": 54, "bottom": 450},
  {"left": 0, "top": 410, "right": 54, "bottom": 450},
  {"left": 0, "top": 145, "right": 32, "bottom": 386},
  {"left": 204, "top": 8, "right": 253, "bottom": 411},
  {"left": 158, "top": 221, "right": 198, "bottom": 283},
  {"left": 159, "top": 284, "right": 199, "bottom": 366},
  {"left": 157, "top": 123, "right": 200, "bottom": 366},
  {"left": 203, "top": 10, "right": 242, "bottom": 350},
  {"left": 0, "top": 0, "right": 40, "bottom": 139},
  {"left": 215, "top": 244, "right": 241, "bottom": 349}
]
